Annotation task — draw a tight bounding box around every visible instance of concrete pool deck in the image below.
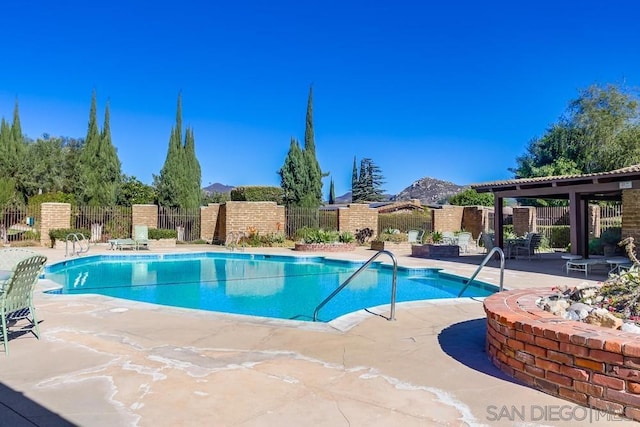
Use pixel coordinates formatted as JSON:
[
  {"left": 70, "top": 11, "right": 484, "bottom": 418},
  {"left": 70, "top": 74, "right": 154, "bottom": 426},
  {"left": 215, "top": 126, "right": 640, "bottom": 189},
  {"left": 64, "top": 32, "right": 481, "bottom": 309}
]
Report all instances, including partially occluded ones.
[{"left": 1, "top": 244, "right": 636, "bottom": 426}]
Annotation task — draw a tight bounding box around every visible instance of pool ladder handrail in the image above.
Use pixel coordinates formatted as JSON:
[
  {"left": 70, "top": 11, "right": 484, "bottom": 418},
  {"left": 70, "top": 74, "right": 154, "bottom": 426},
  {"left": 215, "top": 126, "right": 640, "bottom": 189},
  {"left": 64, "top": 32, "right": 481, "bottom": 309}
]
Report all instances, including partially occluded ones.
[
  {"left": 313, "top": 250, "right": 398, "bottom": 322},
  {"left": 457, "top": 246, "right": 505, "bottom": 297},
  {"left": 65, "top": 232, "right": 90, "bottom": 257}
]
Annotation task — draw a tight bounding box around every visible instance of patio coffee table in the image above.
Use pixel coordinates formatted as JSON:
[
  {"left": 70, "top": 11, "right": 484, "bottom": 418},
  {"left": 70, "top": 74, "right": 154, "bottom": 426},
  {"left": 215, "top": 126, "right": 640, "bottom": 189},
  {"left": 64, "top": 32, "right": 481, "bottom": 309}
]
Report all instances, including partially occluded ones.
[
  {"left": 565, "top": 258, "right": 607, "bottom": 278},
  {"left": 561, "top": 254, "right": 582, "bottom": 272}
]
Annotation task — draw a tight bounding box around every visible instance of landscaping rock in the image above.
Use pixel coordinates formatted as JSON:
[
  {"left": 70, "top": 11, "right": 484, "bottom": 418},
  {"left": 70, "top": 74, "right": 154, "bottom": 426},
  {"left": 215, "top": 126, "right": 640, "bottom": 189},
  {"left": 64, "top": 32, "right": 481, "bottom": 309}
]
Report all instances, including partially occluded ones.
[
  {"left": 584, "top": 308, "right": 623, "bottom": 329},
  {"left": 566, "top": 302, "right": 592, "bottom": 320},
  {"left": 622, "top": 322, "right": 640, "bottom": 334}
]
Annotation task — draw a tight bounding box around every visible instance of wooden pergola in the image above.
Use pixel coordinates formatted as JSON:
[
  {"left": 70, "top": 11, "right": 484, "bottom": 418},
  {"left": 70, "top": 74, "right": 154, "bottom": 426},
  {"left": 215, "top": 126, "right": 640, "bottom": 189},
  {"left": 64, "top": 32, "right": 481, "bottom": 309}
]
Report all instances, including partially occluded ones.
[{"left": 471, "top": 165, "right": 640, "bottom": 257}]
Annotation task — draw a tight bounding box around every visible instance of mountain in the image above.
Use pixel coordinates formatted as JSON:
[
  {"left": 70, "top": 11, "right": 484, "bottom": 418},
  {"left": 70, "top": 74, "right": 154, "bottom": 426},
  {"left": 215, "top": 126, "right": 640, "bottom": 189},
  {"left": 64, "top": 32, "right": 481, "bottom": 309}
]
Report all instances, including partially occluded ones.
[
  {"left": 203, "top": 183, "right": 234, "bottom": 194},
  {"left": 211, "top": 177, "right": 465, "bottom": 205},
  {"left": 334, "top": 191, "right": 394, "bottom": 204},
  {"left": 393, "top": 177, "right": 467, "bottom": 205}
]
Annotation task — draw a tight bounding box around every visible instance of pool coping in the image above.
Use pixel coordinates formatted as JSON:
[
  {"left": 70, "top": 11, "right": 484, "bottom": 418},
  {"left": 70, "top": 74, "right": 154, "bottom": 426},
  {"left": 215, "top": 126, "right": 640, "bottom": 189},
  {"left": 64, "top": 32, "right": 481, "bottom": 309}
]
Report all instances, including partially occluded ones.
[{"left": 42, "top": 251, "right": 497, "bottom": 330}]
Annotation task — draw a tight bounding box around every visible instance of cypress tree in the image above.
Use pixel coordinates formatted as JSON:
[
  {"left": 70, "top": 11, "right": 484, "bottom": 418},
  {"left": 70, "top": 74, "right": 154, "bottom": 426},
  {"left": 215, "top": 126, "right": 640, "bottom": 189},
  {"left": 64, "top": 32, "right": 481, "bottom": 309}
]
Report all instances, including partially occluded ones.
[
  {"left": 0, "top": 100, "right": 26, "bottom": 180},
  {"left": 278, "top": 138, "right": 307, "bottom": 207},
  {"left": 77, "top": 92, "right": 122, "bottom": 206},
  {"left": 157, "top": 94, "right": 201, "bottom": 208},
  {"left": 302, "top": 85, "right": 323, "bottom": 207},
  {"left": 10, "top": 100, "right": 23, "bottom": 146},
  {"left": 157, "top": 125, "right": 182, "bottom": 207},
  {"left": 351, "top": 156, "right": 360, "bottom": 202},
  {"left": 355, "top": 158, "right": 386, "bottom": 202},
  {"left": 328, "top": 178, "right": 335, "bottom": 205},
  {"left": 99, "top": 101, "right": 122, "bottom": 204},
  {"left": 77, "top": 91, "right": 102, "bottom": 205},
  {"left": 0, "top": 119, "right": 12, "bottom": 177},
  {"left": 183, "top": 126, "right": 201, "bottom": 209}
]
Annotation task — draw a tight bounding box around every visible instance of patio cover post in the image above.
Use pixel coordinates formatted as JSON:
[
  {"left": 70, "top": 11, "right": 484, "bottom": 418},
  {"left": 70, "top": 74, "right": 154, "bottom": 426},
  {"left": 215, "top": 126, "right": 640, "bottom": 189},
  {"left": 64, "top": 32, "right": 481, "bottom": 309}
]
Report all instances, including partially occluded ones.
[{"left": 493, "top": 196, "right": 504, "bottom": 249}]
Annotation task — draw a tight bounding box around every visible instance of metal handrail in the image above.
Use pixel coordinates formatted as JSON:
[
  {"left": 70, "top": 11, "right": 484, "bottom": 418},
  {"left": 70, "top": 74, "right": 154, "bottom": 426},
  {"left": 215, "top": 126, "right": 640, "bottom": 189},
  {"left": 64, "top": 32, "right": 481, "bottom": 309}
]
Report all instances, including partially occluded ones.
[
  {"left": 313, "top": 250, "right": 398, "bottom": 322},
  {"left": 65, "top": 233, "right": 90, "bottom": 257},
  {"left": 457, "top": 246, "right": 505, "bottom": 297}
]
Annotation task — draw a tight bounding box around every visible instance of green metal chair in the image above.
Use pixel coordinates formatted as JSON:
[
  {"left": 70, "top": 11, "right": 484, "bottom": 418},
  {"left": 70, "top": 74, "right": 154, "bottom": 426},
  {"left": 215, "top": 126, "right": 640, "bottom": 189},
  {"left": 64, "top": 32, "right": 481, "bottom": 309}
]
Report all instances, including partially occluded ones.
[
  {"left": 1, "top": 254, "right": 47, "bottom": 356},
  {"left": 134, "top": 225, "right": 150, "bottom": 250}
]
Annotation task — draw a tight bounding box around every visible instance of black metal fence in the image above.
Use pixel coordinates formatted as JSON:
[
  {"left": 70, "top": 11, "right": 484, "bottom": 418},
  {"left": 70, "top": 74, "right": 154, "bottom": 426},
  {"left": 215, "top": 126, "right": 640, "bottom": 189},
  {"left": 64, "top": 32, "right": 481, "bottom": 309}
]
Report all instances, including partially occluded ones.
[
  {"left": 0, "top": 203, "right": 627, "bottom": 245},
  {"left": 0, "top": 205, "right": 39, "bottom": 245},
  {"left": 73, "top": 206, "right": 132, "bottom": 242},
  {"left": 158, "top": 206, "right": 201, "bottom": 241},
  {"left": 285, "top": 207, "right": 337, "bottom": 239},
  {"left": 377, "top": 212, "right": 432, "bottom": 235}
]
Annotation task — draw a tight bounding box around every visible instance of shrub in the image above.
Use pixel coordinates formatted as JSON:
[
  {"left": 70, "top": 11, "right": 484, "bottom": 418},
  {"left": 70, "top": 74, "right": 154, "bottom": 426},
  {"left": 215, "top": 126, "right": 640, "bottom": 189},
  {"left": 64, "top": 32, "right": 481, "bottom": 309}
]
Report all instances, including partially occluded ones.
[
  {"left": 425, "top": 231, "right": 443, "bottom": 244},
  {"left": 148, "top": 228, "right": 178, "bottom": 239},
  {"left": 355, "top": 228, "right": 374, "bottom": 244},
  {"left": 231, "top": 186, "right": 284, "bottom": 203},
  {"left": 374, "top": 232, "right": 408, "bottom": 243},
  {"left": 49, "top": 228, "right": 90, "bottom": 248},
  {"left": 295, "top": 227, "right": 341, "bottom": 244},
  {"left": 339, "top": 231, "right": 355, "bottom": 243}
]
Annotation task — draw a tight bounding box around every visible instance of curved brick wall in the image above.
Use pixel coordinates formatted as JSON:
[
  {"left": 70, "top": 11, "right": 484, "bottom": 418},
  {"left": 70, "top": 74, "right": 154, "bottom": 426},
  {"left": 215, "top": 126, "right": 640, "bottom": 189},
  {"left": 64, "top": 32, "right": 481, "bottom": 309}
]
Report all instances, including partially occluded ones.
[
  {"left": 293, "top": 243, "right": 356, "bottom": 252},
  {"left": 484, "top": 289, "right": 640, "bottom": 421}
]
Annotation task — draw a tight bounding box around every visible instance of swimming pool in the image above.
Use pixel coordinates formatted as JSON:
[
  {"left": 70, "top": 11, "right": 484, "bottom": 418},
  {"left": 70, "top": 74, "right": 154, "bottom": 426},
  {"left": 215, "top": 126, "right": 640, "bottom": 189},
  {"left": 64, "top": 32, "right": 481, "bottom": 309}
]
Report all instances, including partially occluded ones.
[{"left": 44, "top": 253, "right": 497, "bottom": 322}]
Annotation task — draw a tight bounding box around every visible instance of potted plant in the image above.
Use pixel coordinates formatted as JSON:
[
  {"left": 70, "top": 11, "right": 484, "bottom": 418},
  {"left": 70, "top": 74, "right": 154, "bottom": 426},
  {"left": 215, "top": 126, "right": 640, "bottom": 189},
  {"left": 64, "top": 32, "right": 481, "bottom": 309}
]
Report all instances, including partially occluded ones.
[
  {"left": 294, "top": 227, "right": 356, "bottom": 252},
  {"left": 370, "top": 228, "right": 411, "bottom": 251},
  {"left": 412, "top": 231, "right": 460, "bottom": 258},
  {"left": 600, "top": 227, "right": 622, "bottom": 257},
  {"left": 147, "top": 228, "right": 178, "bottom": 249}
]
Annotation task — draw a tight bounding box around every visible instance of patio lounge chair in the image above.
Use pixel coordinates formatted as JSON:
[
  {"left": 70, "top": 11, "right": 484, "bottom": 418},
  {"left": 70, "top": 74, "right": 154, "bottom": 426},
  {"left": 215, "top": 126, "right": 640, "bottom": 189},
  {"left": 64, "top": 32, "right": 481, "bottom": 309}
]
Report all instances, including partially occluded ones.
[
  {"left": 108, "top": 238, "right": 137, "bottom": 250},
  {"left": 408, "top": 229, "right": 424, "bottom": 244},
  {"left": 1, "top": 253, "right": 47, "bottom": 356},
  {"left": 456, "top": 232, "right": 473, "bottom": 253},
  {"left": 442, "top": 231, "right": 456, "bottom": 245},
  {"left": 134, "top": 225, "right": 150, "bottom": 250},
  {"left": 480, "top": 232, "right": 496, "bottom": 253}
]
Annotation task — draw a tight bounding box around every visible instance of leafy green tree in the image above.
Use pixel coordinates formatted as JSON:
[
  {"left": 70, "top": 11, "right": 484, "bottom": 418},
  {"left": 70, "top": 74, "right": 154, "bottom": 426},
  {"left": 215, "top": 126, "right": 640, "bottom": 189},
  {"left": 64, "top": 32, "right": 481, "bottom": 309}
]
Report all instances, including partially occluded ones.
[
  {"left": 202, "top": 190, "right": 230, "bottom": 204},
  {"left": 21, "top": 137, "right": 67, "bottom": 196},
  {"left": 156, "top": 94, "right": 201, "bottom": 208},
  {"left": 448, "top": 188, "right": 494, "bottom": 206},
  {"left": 77, "top": 92, "right": 122, "bottom": 206},
  {"left": 0, "top": 178, "right": 17, "bottom": 206},
  {"left": 116, "top": 175, "right": 157, "bottom": 206},
  {"left": 513, "top": 83, "right": 640, "bottom": 179},
  {"left": 278, "top": 138, "right": 308, "bottom": 206}
]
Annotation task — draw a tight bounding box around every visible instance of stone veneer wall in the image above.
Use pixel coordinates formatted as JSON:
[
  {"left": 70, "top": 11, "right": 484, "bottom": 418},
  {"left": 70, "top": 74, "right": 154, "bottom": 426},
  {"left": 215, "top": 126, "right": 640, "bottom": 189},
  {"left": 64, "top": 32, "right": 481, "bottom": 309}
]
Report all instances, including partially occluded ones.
[
  {"left": 461, "top": 206, "right": 489, "bottom": 239},
  {"left": 132, "top": 204, "right": 158, "bottom": 230},
  {"left": 432, "top": 206, "right": 464, "bottom": 234},
  {"left": 623, "top": 189, "right": 640, "bottom": 244},
  {"left": 40, "top": 203, "right": 71, "bottom": 247},
  {"left": 485, "top": 289, "right": 640, "bottom": 421},
  {"left": 513, "top": 207, "right": 536, "bottom": 236},
  {"left": 336, "top": 204, "right": 378, "bottom": 239},
  {"left": 200, "top": 204, "right": 221, "bottom": 242},
  {"left": 222, "top": 201, "right": 285, "bottom": 238}
]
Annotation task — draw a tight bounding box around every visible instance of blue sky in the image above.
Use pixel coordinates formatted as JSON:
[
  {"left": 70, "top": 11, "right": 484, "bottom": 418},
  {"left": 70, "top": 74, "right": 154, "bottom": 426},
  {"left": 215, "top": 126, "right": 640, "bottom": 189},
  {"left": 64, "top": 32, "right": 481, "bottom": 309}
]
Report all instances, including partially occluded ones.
[{"left": 1, "top": 1, "right": 639, "bottom": 197}]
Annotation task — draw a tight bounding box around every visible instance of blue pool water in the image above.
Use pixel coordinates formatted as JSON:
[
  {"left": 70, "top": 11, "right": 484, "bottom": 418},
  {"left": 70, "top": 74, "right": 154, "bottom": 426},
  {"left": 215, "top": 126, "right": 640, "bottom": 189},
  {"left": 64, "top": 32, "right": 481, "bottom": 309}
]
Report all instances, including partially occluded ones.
[{"left": 44, "top": 253, "right": 497, "bottom": 322}]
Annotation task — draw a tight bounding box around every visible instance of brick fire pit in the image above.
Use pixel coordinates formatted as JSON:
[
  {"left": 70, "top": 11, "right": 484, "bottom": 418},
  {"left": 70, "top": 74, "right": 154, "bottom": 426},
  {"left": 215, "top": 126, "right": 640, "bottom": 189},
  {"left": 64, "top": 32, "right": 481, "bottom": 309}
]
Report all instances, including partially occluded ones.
[{"left": 484, "top": 288, "right": 640, "bottom": 421}]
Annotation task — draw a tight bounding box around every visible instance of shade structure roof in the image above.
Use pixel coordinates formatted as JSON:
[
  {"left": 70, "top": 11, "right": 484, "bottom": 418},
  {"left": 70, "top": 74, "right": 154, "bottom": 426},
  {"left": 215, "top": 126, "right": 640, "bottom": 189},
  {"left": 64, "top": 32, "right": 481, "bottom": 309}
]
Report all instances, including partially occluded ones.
[{"left": 470, "top": 165, "right": 640, "bottom": 257}]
